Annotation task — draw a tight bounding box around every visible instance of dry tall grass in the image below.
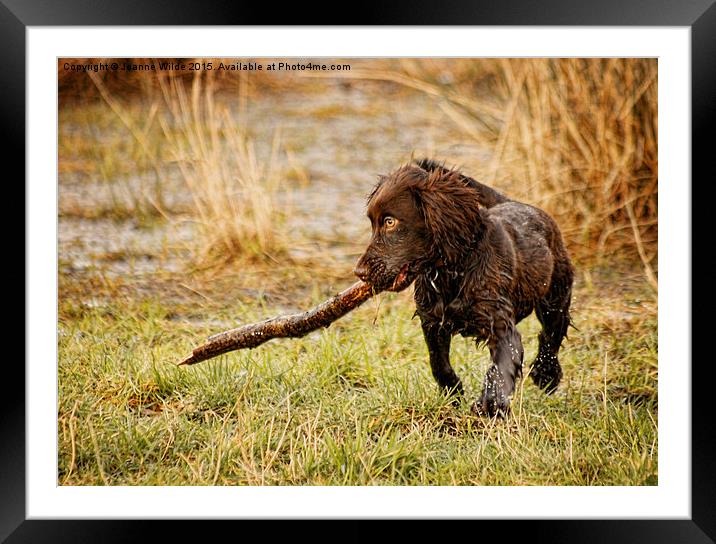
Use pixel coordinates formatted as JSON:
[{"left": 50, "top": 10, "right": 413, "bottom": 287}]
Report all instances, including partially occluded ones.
[
  {"left": 316, "top": 58, "right": 657, "bottom": 280},
  {"left": 399, "top": 59, "right": 658, "bottom": 280},
  {"left": 154, "top": 67, "right": 286, "bottom": 264},
  {"left": 85, "top": 62, "right": 287, "bottom": 265},
  {"left": 74, "top": 58, "right": 657, "bottom": 278}
]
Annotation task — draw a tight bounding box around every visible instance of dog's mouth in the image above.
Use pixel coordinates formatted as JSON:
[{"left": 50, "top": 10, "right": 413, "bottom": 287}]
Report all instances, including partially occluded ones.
[{"left": 388, "top": 263, "right": 413, "bottom": 292}]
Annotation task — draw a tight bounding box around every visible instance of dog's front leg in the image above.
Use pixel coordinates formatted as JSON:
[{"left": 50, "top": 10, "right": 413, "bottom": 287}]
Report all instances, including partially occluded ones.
[
  {"left": 475, "top": 323, "right": 524, "bottom": 417},
  {"left": 421, "top": 321, "right": 463, "bottom": 402}
]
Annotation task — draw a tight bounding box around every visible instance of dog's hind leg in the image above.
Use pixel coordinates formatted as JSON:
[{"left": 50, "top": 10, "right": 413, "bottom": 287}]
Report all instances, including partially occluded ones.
[
  {"left": 531, "top": 268, "right": 574, "bottom": 393},
  {"left": 421, "top": 321, "right": 463, "bottom": 402}
]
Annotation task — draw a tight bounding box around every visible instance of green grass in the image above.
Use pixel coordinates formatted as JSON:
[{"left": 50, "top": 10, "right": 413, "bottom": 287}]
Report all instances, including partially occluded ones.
[
  {"left": 57, "top": 66, "right": 657, "bottom": 486},
  {"left": 58, "top": 273, "right": 657, "bottom": 486}
]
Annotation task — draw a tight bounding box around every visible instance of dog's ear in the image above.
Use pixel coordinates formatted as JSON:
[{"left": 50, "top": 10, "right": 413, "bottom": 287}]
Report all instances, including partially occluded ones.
[{"left": 412, "top": 170, "right": 484, "bottom": 266}]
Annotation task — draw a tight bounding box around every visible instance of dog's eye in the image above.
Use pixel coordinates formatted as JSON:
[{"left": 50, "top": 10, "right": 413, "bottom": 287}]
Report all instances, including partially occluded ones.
[{"left": 383, "top": 216, "right": 398, "bottom": 230}]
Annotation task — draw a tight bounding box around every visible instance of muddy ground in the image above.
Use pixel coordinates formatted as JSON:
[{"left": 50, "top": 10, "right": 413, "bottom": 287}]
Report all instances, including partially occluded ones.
[{"left": 59, "top": 78, "right": 495, "bottom": 290}]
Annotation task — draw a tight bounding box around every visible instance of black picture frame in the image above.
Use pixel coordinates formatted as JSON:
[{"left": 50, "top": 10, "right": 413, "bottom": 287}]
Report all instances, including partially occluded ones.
[{"left": 7, "top": 1, "right": 711, "bottom": 542}]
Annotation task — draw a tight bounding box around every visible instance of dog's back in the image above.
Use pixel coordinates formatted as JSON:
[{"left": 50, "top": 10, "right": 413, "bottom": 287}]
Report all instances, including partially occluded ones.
[
  {"left": 417, "top": 158, "right": 570, "bottom": 301},
  {"left": 485, "top": 201, "right": 565, "bottom": 306}
]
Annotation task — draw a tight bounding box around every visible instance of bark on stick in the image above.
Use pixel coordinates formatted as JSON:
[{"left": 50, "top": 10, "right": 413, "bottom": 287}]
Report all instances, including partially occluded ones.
[{"left": 178, "top": 281, "right": 375, "bottom": 366}]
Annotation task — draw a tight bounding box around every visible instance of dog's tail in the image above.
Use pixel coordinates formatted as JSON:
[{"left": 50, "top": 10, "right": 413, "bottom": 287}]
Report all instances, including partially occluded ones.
[{"left": 415, "top": 158, "right": 510, "bottom": 208}]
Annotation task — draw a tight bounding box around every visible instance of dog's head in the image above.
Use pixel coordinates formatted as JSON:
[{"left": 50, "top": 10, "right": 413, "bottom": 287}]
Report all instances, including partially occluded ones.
[{"left": 353, "top": 161, "right": 484, "bottom": 292}]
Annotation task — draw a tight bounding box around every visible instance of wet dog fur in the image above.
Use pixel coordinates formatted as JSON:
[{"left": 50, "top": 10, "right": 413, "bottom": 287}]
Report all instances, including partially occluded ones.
[{"left": 354, "top": 159, "right": 575, "bottom": 416}]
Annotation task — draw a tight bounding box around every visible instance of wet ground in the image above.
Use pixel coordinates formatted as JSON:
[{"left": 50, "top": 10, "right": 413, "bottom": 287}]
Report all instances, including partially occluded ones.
[{"left": 59, "top": 79, "right": 493, "bottom": 283}]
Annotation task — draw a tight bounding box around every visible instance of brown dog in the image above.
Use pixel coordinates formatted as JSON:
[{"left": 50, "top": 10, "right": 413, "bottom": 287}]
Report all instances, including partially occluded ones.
[{"left": 354, "top": 159, "right": 575, "bottom": 416}]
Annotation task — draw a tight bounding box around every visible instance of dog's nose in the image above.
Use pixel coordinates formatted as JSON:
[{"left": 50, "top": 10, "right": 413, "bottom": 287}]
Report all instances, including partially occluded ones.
[{"left": 354, "top": 262, "right": 369, "bottom": 281}]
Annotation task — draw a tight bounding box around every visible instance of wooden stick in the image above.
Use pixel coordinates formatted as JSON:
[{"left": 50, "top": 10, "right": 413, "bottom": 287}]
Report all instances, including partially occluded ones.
[{"left": 178, "top": 281, "right": 375, "bottom": 366}]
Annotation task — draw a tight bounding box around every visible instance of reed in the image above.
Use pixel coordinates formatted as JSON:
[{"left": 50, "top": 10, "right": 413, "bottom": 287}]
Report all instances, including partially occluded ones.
[
  {"left": 85, "top": 59, "right": 288, "bottom": 265},
  {"left": 398, "top": 59, "right": 658, "bottom": 273},
  {"left": 76, "top": 57, "right": 658, "bottom": 274},
  {"left": 154, "top": 66, "right": 287, "bottom": 264}
]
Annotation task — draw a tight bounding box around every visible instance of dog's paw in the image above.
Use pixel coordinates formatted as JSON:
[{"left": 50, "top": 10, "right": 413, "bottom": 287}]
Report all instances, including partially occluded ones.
[
  {"left": 473, "top": 367, "right": 511, "bottom": 418},
  {"left": 471, "top": 397, "right": 511, "bottom": 418},
  {"left": 530, "top": 354, "right": 562, "bottom": 394}
]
